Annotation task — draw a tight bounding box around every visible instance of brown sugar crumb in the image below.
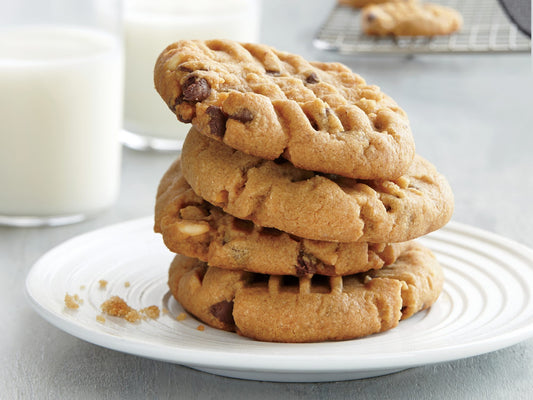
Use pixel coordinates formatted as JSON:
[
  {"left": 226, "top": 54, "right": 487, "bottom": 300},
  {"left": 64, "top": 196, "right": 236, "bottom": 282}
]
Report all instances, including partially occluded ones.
[
  {"left": 100, "top": 295, "right": 140, "bottom": 322},
  {"left": 96, "top": 315, "right": 106, "bottom": 324},
  {"left": 100, "top": 296, "right": 159, "bottom": 323},
  {"left": 64, "top": 293, "right": 82, "bottom": 309},
  {"left": 197, "top": 324, "right": 205, "bottom": 331},
  {"left": 98, "top": 280, "right": 108, "bottom": 289},
  {"left": 124, "top": 281, "right": 130, "bottom": 288},
  {"left": 177, "top": 312, "right": 187, "bottom": 321},
  {"left": 141, "top": 305, "right": 160, "bottom": 319}
]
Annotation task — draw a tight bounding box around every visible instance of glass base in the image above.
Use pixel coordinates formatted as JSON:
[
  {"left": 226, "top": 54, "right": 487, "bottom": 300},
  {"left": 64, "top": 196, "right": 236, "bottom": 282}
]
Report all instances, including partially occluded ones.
[
  {"left": 0, "top": 213, "right": 87, "bottom": 228},
  {"left": 120, "top": 129, "right": 184, "bottom": 152}
]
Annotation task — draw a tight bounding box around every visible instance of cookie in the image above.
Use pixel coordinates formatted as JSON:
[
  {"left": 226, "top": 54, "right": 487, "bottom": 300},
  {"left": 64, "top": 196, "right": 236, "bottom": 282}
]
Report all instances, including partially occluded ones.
[
  {"left": 168, "top": 242, "right": 443, "bottom": 342},
  {"left": 361, "top": 1, "right": 463, "bottom": 36},
  {"left": 181, "top": 128, "right": 454, "bottom": 243},
  {"left": 154, "top": 39, "right": 414, "bottom": 180},
  {"left": 155, "top": 157, "right": 407, "bottom": 276}
]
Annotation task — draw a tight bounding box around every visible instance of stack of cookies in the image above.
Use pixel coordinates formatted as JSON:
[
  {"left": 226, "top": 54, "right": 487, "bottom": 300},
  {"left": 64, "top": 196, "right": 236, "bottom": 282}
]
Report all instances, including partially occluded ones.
[{"left": 153, "top": 39, "right": 454, "bottom": 343}]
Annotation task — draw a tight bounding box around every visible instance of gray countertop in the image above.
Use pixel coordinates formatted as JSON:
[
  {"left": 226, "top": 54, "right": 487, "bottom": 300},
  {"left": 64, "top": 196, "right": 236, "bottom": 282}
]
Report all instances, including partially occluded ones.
[{"left": 2, "top": 0, "right": 532, "bottom": 398}]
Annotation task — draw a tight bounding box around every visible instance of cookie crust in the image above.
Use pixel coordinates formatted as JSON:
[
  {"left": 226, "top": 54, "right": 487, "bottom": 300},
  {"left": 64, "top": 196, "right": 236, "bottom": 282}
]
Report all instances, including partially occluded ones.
[{"left": 154, "top": 39, "right": 415, "bottom": 180}]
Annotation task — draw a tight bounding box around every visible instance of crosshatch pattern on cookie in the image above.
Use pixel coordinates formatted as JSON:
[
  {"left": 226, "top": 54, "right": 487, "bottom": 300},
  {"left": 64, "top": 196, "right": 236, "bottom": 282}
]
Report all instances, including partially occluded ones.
[
  {"left": 154, "top": 157, "right": 407, "bottom": 276},
  {"left": 154, "top": 39, "right": 415, "bottom": 180},
  {"left": 181, "top": 129, "right": 454, "bottom": 243},
  {"left": 168, "top": 242, "right": 444, "bottom": 342}
]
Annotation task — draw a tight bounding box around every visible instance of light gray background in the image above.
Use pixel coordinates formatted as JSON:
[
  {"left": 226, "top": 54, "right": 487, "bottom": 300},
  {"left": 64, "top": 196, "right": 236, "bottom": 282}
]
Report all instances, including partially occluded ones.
[{"left": 2, "top": 0, "right": 532, "bottom": 398}]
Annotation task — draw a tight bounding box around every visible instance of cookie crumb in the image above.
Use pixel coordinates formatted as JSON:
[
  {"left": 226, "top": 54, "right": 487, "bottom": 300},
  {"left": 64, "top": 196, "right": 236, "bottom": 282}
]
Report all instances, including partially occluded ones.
[
  {"left": 197, "top": 324, "right": 205, "bottom": 331},
  {"left": 101, "top": 296, "right": 139, "bottom": 322},
  {"left": 98, "top": 280, "right": 108, "bottom": 289},
  {"left": 80, "top": 285, "right": 86, "bottom": 290},
  {"left": 125, "top": 309, "right": 142, "bottom": 323},
  {"left": 162, "top": 308, "right": 169, "bottom": 314},
  {"left": 124, "top": 281, "right": 130, "bottom": 288},
  {"left": 141, "top": 305, "right": 160, "bottom": 320},
  {"left": 177, "top": 312, "right": 187, "bottom": 321},
  {"left": 96, "top": 315, "right": 106, "bottom": 324},
  {"left": 64, "top": 293, "right": 82, "bottom": 309},
  {"left": 100, "top": 296, "right": 159, "bottom": 323}
]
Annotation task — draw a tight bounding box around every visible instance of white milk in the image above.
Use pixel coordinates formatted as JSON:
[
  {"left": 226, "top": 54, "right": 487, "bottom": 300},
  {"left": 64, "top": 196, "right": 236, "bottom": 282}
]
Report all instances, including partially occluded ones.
[
  {"left": 123, "top": 0, "right": 260, "bottom": 144},
  {"left": 0, "top": 26, "right": 123, "bottom": 219}
]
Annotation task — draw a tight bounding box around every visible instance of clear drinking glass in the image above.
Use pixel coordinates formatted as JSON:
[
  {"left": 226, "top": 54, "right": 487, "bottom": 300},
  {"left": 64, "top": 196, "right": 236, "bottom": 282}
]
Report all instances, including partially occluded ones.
[
  {"left": 121, "top": 0, "right": 261, "bottom": 151},
  {"left": 0, "top": 0, "right": 124, "bottom": 227}
]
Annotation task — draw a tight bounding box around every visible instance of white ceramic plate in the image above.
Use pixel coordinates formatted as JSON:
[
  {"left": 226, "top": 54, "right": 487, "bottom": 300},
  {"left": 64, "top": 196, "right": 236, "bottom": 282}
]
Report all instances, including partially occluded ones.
[{"left": 25, "top": 218, "right": 533, "bottom": 382}]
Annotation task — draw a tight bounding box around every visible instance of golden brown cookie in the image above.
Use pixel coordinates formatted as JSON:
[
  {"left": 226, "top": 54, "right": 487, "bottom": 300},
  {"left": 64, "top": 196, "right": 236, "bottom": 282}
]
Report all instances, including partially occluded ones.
[
  {"left": 361, "top": 1, "right": 463, "bottom": 36},
  {"left": 154, "top": 39, "right": 414, "bottom": 180},
  {"left": 168, "top": 242, "right": 444, "bottom": 342},
  {"left": 181, "top": 128, "right": 454, "bottom": 243},
  {"left": 155, "top": 157, "right": 406, "bottom": 276}
]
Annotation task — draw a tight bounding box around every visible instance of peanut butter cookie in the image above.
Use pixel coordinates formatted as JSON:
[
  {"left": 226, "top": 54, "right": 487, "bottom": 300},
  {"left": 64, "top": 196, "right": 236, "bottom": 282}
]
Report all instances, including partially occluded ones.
[
  {"left": 181, "top": 128, "right": 454, "bottom": 243},
  {"left": 361, "top": 1, "right": 462, "bottom": 36},
  {"left": 168, "top": 242, "right": 444, "bottom": 342},
  {"left": 154, "top": 39, "right": 414, "bottom": 179}
]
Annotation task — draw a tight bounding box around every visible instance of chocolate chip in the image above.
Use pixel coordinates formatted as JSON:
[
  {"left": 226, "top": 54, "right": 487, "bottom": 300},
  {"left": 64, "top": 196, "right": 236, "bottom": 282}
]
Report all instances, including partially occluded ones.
[
  {"left": 296, "top": 251, "right": 318, "bottom": 276},
  {"left": 182, "top": 76, "right": 211, "bottom": 102},
  {"left": 305, "top": 72, "right": 320, "bottom": 84},
  {"left": 229, "top": 108, "right": 254, "bottom": 123},
  {"left": 178, "top": 65, "right": 193, "bottom": 72},
  {"left": 209, "top": 300, "right": 234, "bottom": 326},
  {"left": 206, "top": 106, "right": 228, "bottom": 138}
]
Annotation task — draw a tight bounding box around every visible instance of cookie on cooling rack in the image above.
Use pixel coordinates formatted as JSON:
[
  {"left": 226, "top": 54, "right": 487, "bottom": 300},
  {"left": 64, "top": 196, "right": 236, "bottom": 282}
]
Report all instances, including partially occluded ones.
[
  {"left": 154, "top": 157, "right": 407, "bottom": 276},
  {"left": 180, "top": 128, "right": 454, "bottom": 243},
  {"left": 154, "top": 39, "right": 414, "bottom": 180},
  {"left": 168, "top": 242, "right": 444, "bottom": 342},
  {"left": 361, "top": 1, "right": 463, "bottom": 36}
]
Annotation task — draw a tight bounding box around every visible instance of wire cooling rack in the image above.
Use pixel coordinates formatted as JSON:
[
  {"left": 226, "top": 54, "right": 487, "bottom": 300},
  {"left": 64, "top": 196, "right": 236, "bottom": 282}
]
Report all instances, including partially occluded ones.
[{"left": 313, "top": 0, "right": 531, "bottom": 54}]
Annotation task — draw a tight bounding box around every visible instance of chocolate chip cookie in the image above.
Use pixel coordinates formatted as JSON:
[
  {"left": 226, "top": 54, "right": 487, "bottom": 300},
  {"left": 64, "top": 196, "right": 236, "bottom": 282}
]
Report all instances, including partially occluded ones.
[
  {"left": 361, "top": 1, "right": 463, "bottom": 36},
  {"left": 154, "top": 39, "right": 414, "bottom": 179},
  {"left": 181, "top": 128, "right": 454, "bottom": 243},
  {"left": 168, "top": 241, "right": 443, "bottom": 342},
  {"left": 155, "top": 157, "right": 407, "bottom": 276}
]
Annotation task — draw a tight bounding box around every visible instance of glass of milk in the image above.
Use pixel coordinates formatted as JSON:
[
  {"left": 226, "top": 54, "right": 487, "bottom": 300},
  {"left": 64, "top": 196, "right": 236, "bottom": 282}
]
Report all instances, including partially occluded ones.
[
  {"left": 0, "top": 0, "right": 124, "bottom": 227},
  {"left": 122, "top": 0, "right": 261, "bottom": 151}
]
